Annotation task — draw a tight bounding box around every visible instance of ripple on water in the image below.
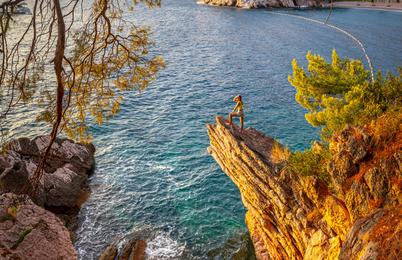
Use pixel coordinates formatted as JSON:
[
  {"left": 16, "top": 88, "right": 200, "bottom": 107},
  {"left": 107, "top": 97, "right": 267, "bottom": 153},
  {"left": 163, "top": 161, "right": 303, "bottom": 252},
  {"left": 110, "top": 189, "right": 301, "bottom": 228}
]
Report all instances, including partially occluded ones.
[
  {"left": 145, "top": 232, "right": 187, "bottom": 259},
  {"left": 4, "top": 0, "right": 402, "bottom": 259}
]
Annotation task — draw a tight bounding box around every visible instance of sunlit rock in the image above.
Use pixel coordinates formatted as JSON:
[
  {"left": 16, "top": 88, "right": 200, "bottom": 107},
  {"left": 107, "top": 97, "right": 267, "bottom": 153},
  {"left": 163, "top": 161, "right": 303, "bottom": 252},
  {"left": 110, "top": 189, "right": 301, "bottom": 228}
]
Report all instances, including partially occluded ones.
[{"left": 207, "top": 116, "right": 401, "bottom": 259}]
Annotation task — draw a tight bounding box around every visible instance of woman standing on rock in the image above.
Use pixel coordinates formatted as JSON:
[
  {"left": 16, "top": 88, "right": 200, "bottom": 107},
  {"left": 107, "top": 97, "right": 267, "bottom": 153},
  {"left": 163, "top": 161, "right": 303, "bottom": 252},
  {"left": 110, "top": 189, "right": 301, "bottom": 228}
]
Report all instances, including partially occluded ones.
[{"left": 228, "top": 95, "right": 244, "bottom": 131}]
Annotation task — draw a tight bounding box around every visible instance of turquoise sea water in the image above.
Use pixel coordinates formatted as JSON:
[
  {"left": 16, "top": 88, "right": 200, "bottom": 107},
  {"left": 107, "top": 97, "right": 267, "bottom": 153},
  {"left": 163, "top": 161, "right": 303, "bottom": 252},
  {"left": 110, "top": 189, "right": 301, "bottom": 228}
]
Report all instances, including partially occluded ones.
[{"left": 71, "top": 1, "right": 402, "bottom": 259}]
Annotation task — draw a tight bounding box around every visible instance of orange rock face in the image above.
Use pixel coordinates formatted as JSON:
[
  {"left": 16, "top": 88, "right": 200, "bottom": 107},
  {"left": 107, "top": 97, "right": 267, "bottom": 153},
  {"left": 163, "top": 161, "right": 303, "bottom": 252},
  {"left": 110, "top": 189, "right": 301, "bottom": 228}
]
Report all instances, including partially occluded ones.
[{"left": 207, "top": 116, "right": 401, "bottom": 260}]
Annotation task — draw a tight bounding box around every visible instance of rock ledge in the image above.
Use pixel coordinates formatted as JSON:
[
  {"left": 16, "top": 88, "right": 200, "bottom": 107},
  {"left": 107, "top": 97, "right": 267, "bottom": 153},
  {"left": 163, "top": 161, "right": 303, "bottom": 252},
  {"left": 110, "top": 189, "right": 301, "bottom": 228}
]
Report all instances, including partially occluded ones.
[{"left": 207, "top": 116, "right": 401, "bottom": 259}]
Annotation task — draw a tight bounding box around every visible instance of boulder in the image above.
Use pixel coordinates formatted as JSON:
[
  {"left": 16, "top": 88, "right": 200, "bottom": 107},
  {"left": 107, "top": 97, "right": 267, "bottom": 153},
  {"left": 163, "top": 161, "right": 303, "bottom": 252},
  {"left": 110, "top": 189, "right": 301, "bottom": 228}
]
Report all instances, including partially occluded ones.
[
  {"left": 99, "top": 244, "right": 118, "bottom": 260},
  {"left": 120, "top": 239, "right": 146, "bottom": 260},
  {"left": 99, "top": 237, "right": 147, "bottom": 260},
  {"left": 0, "top": 193, "right": 77, "bottom": 259},
  {"left": 0, "top": 135, "right": 95, "bottom": 209},
  {"left": 0, "top": 153, "right": 32, "bottom": 195}
]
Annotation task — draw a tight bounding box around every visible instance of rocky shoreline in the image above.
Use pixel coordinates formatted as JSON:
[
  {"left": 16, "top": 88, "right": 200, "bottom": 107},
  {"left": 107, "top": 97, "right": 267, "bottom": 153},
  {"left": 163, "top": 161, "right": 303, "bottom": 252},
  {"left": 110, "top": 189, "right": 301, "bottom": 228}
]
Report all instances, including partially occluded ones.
[
  {"left": 0, "top": 136, "right": 95, "bottom": 258},
  {"left": 0, "top": 136, "right": 152, "bottom": 259},
  {"left": 331, "top": 1, "right": 402, "bottom": 11},
  {"left": 199, "top": 0, "right": 322, "bottom": 9},
  {"left": 207, "top": 116, "right": 401, "bottom": 259},
  {"left": 2, "top": 117, "right": 400, "bottom": 259},
  {"left": 199, "top": 0, "right": 402, "bottom": 9}
]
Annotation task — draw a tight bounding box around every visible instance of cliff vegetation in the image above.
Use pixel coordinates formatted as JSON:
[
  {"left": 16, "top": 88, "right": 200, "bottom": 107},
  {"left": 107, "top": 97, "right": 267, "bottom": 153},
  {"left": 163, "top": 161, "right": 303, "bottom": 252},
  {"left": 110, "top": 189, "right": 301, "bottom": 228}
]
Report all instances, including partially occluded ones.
[{"left": 207, "top": 50, "right": 402, "bottom": 259}]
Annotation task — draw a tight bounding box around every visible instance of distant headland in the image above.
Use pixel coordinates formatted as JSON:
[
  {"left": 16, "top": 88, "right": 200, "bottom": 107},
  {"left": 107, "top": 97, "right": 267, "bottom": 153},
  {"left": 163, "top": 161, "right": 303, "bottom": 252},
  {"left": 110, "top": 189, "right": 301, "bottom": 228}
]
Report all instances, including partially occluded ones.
[
  {"left": 198, "top": 0, "right": 402, "bottom": 10},
  {"left": 198, "top": 0, "right": 322, "bottom": 8}
]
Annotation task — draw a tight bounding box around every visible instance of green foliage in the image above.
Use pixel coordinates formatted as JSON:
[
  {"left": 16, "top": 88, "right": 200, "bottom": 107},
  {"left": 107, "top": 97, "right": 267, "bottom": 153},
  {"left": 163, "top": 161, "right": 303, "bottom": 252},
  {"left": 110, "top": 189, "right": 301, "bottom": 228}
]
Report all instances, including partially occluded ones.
[
  {"left": 0, "top": 213, "right": 14, "bottom": 223},
  {"left": 0, "top": 204, "right": 20, "bottom": 223},
  {"left": 287, "top": 50, "right": 402, "bottom": 183},
  {"left": 7, "top": 204, "right": 20, "bottom": 219},
  {"left": 288, "top": 143, "right": 331, "bottom": 184},
  {"left": 368, "top": 108, "right": 402, "bottom": 147},
  {"left": 34, "top": 0, "right": 165, "bottom": 143},
  {"left": 59, "top": 25, "right": 165, "bottom": 142},
  {"left": 288, "top": 49, "right": 367, "bottom": 139},
  {"left": 11, "top": 228, "right": 33, "bottom": 249},
  {"left": 288, "top": 49, "right": 402, "bottom": 140}
]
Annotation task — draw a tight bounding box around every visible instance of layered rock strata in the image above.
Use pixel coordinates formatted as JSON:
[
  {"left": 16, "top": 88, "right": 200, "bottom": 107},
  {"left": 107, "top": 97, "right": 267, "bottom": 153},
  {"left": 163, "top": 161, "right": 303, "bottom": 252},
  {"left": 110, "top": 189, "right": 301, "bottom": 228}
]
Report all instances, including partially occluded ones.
[
  {"left": 207, "top": 116, "right": 401, "bottom": 259},
  {"left": 201, "top": 0, "right": 322, "bottom": 8}
]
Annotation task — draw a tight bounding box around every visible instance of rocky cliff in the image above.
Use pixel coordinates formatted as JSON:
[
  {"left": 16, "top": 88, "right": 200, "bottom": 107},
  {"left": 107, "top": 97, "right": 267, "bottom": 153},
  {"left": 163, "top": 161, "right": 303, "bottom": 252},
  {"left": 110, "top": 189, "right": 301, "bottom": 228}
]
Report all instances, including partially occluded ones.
[
  {"left": 207, "top": 116, "right": 401, "bottom": 259},
  {"left": 200, "top": 0, "right": 322, "bottom": 8},
  {"left": 0, "top": 136, "right": 95, "bottom": 259}
]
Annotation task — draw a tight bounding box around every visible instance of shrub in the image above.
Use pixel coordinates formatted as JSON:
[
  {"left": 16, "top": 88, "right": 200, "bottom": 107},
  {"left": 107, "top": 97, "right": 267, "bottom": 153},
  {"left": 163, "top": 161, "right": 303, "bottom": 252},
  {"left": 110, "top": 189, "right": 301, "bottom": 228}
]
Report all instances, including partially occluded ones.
[
  {"left": 271, "top": 141, "right": 291, "bottom": 165},
  {"left": 288, "top": 50, "right": 402, "bottom": 140},
  {"left": 287, "top": 142, "right": 331, "bottom": 185},
  {"left": 286, "top": 50, "right": 402, "bottom": 184}
]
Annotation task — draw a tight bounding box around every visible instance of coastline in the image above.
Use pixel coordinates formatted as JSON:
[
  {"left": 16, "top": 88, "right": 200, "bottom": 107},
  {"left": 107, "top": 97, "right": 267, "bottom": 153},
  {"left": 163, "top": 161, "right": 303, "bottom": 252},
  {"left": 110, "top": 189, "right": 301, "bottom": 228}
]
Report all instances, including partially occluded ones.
[
  {"left": 327, "top": 1, "right": 402, "bottom": 12},
  {"left": 1, "top": 1, "right": 398, "bottom": 256},
  {"left": 197, "top": 0, "right": 402, "bottom": 12}
]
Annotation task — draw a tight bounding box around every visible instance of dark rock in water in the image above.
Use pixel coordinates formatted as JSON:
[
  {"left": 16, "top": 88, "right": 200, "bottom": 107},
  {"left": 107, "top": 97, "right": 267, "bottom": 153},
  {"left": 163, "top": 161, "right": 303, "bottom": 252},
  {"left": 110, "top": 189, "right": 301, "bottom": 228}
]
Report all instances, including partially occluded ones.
[
  {"left": 0, "top": 193, "right": 77, "bottom": 259},
  {"left": 13, "top": 3, "right": 31, "bottom": 15},
  {"left": 99, "top": 237, "right": 147, "bottom": 260},
  {"left": 132, "top": 240, "right": 147, "bottom": 260},
  {"left": 0, "top": 135, "right": 95, "bottom": 209},
  {"left": 0, "top": 0, "right": 31, "bottom": 15},
  {"left": 99, "top": 226, "right": 193, "bottom": 260},
  {"left": 120, "top": 239, "right": 146, "bottom": 260},
  {"left": 99, "top": 229, "right": 145, "bottom": 260},
  {"left": 99, "top": 244, "right": 118, "bottom": 260}
]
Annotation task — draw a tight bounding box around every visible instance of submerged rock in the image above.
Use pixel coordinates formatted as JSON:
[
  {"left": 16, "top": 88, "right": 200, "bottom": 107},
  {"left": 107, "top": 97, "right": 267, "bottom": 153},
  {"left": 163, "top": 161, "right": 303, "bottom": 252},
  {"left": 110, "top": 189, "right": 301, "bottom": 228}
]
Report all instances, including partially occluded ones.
[
  {"left": 99, "top": 227, "right": 193, "bottom": 260},
  {"left": 121, "top": 239, "right": 146, "bottom": 260},
  {"left": 99, "top": 235, "right": 147, "bottom": 260},
  {"left": 0, "top": 193, "right": 77, "bottom": 259},
  {"left": 99, "top": 244, "right": 118, "bottom": 260},
  {"left": 207, "top": 116, "right": 401, "bottom": 259}
]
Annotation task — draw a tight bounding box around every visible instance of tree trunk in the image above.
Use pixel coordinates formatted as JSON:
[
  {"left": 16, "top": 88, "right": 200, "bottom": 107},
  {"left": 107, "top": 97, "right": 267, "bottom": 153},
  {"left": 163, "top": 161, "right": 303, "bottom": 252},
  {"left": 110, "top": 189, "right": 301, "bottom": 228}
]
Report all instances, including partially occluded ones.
[
  {"left": 30, "top": 0, "right": 65, "bottom": 191},
  {"left": 52, "top": 0, "right": 65, "bottom": 137}
]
